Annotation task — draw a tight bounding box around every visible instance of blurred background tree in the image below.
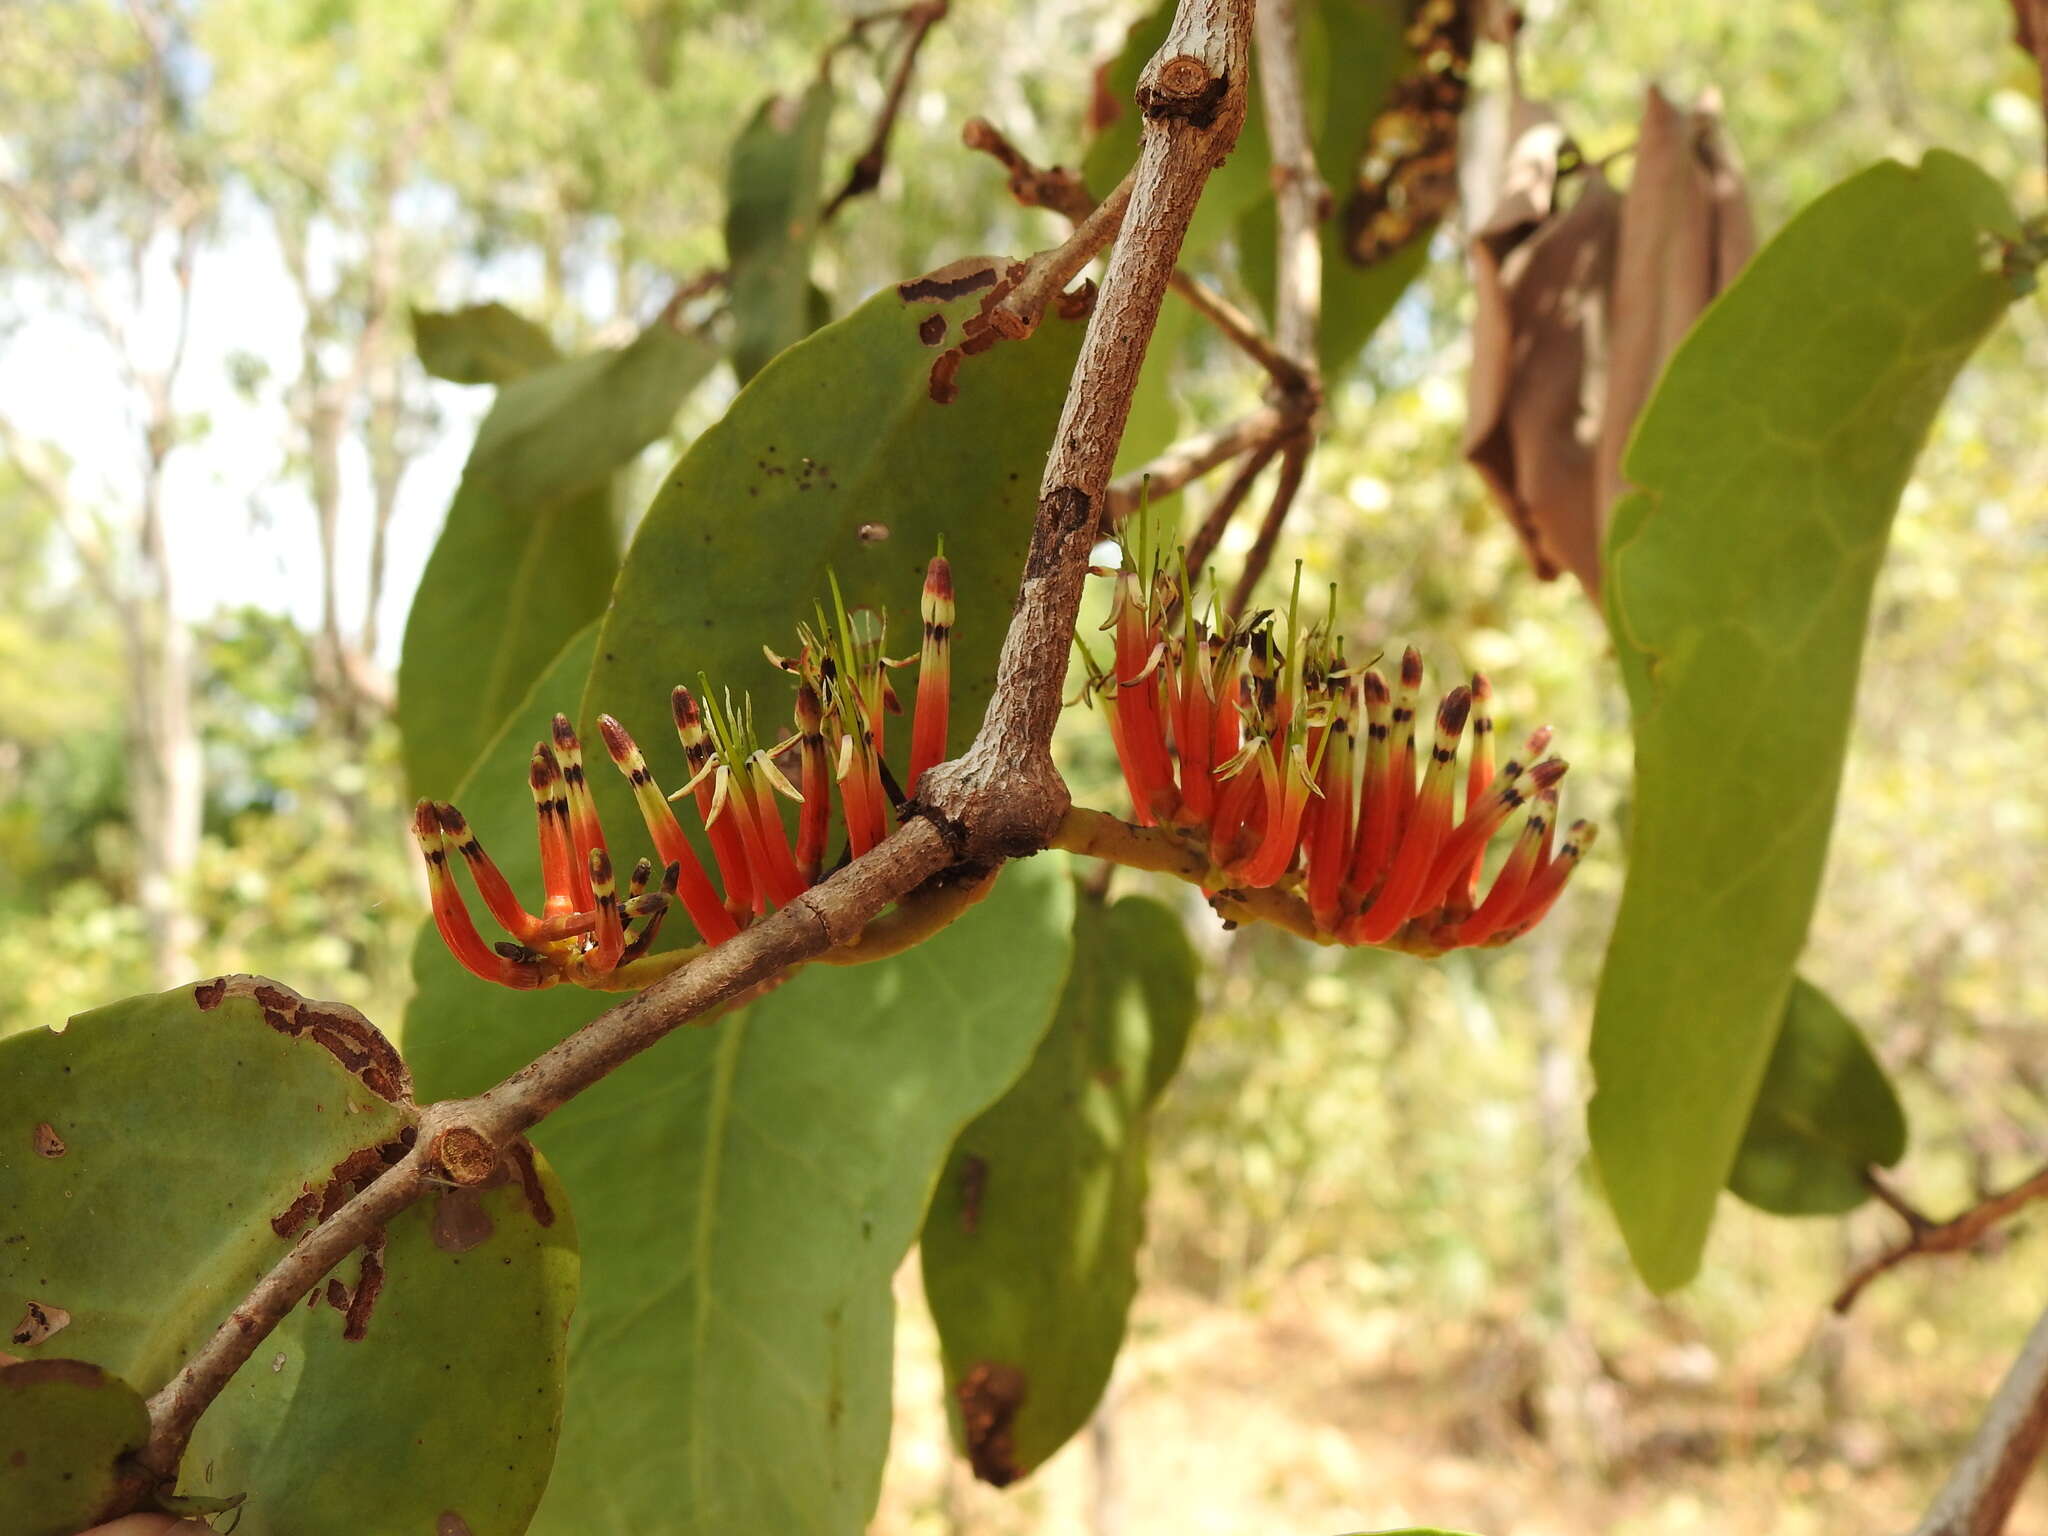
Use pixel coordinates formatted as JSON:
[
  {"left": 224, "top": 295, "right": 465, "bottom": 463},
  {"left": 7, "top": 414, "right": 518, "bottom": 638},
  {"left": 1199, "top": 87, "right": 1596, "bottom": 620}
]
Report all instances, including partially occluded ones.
[{"left": 3, "top": 0, "right": 2045, "bottom": 1530}]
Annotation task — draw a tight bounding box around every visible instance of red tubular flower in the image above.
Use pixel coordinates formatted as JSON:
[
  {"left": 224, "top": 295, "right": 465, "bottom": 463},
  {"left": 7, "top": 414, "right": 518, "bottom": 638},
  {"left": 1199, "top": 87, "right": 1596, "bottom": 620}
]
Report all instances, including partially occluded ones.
[
  {"left": 550, "top": 715, "right": 609, "bottom": 913},
  {"left": 793, "top": 682, "right": 833, "bottom": 883},
  {"left": 1304, "top": 676, "right": 1356, "bottom": 931},
  {"left": 1105, "top": 566, "right": 1178, "bottom": 825},
  {"left": 1463, "top": 672, "right": 1495, "bottom": 903},
  {"left": 1346, "top": 668, "right": 1396, "bottom": 901},
  {"left": 1350, "top": 686, "right": 1472, "bottom": 944},
  {"left": 412, "top": 802, "right": 552, "bottom": 990},
  {"left": 908, "top": 553, "right": 953, "bottom": 793},
  {"left": 674, "top": 685, "right": 757, "bottom": 919},
  {"left": 596, "top": 713, "right": 739, "bottom": 945},
  {"left": 584, "top": 846, "right": 625, "bottom": 977},
  {"left": 1387, "top": 646, "right": 1424, "bottom": 840},
  {"left": 1494, "top": 819, "right": 1595, "bottom": 941},
  {"left": 1448, "top": 788, "right": 1551, "bottom": 946},
  {"left": 529, "top": 745, "right": 577, "bottom": 919}
]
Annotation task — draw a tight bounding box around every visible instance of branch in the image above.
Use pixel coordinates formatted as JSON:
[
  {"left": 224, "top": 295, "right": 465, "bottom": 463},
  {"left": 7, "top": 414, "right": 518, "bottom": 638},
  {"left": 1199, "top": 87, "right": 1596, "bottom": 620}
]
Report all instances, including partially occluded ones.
[
  {"left": 131, "top": 0, "right": 1255, "bottom": 1497},
  {"left": 1227, "top": 430, "right": 1309, "bottom": 615},
  {"left": 1106, "top": 403, "right": 1290, "bottom": 518},
  {"left": 1251, "top": 0, "right": 1327, "bottom": 375},
  {"left": 961, "top": 117, "right": 1306, "bottom": 392},
  {"left": 1911, "top": 1297, "right": 2048, "bottom": 1536},
  {"left": 1834, "top": 1162, "right": 2048, "bottom": 1314},
  {"left": 1182, "top": 429, "right": 1282, "bottom": 574},
  {"left": 991, "top": 170, "right": 1134, "bottom": 338},
  {"left": 823, "top": 0, "right": 949, "bottom": 221}
]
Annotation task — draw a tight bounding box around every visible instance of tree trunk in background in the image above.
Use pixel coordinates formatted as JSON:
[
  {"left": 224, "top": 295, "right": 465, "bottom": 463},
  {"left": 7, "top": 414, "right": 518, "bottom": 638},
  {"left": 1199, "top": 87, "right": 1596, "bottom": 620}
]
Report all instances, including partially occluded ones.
[
  {"left": 132, "top": 439, "right": 203, "bottom": 984},
  {"left": 1530, "top": 914, "right": 1624, "bottom": 1472}
]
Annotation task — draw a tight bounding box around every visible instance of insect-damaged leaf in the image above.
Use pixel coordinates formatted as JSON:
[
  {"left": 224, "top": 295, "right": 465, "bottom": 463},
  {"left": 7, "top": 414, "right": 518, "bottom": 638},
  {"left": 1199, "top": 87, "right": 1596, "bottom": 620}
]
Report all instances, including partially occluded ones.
[
  {"left": 411, "top": 301, "right": 562, "bottom": 385},
  {"left": 0, "top": 978, "right": 575, "bottom": 1536},
  {"left": 921, "top": 891, "right": 1197, "bottom": 1486},
  {"left": 726, "top": 80, "right": 835, "bottom": 383},
  {"left": 0, "top": 1358, "right": 150, "bottom": 1536},
  {"left": 398, "top": 314, "right": 717, "bottom": 799},
  {"left": 1463, "top": 102, "right": 1619, "bottom": 593},
  {"left": 1591, "top": 152, "right": 2020, "bottom": 1292},
  {"left": 1728, "top": 977, "right": 1906, "bottom": 1216},
  {"left": 1240, "top": 0, "right": 1453, "bottom": 380}
]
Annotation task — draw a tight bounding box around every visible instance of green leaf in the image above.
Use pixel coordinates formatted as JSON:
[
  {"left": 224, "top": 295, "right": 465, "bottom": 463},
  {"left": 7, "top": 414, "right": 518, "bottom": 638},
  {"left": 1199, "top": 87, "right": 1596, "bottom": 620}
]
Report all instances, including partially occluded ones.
[
  {"left": 1728, "top": 977, "right": 1906, "bottom": 1215},
  {"left": 406, "top": 848, "right": 1075, "bottom": 1534},
  {"left": 921, "top": 891, "right": 1198, "bottom": 1484},
  {"left": 398, "top": 317, "right": 717, "bottom": 798},
  {"left": 726, "top": 80, "right": 835, "bottom": 382},
  {"left": 400, "top": 275, "right": 1090, "bottom": 1529},
  {"left": 411, "top": 301, "right": 562, "bottom": 384},
  {"left": 585, "top": 267, "right": 1087, "bottom": 867},
  {"left": 1237, "top": 0, "right": 1430, "bottom": 381},
  {"left": 0, "top": 979, "right": 576, "bottom": 1535},
  {"left": 1591, "top": 152, "right": 2019, "bottom": 1292},
  {"left": 0, "top": 1358, "right": 150, "bottom": 1536}
]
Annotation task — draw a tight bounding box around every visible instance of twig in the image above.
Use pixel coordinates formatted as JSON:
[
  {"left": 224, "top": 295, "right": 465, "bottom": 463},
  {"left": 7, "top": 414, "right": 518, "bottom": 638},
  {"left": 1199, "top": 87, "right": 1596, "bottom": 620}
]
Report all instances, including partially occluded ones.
[
  {"left": 990, "top": 170, "right": 1135, "bottom": 338},
  {"left": 823, "top": 0, "right": 949, "bottom": 221},
  {"left": 1252, "top": 0, "right": 1327, "bottom": 375},
  {"left": 1050, "top": 805, "right": 1451, "bottom": 956},
  {"left": 962, "top": 116, "right": 1096, "bottom": 220},
  {"left": 1166, "top": 268, "right": 1309, "bottom": 394},
  {"left": 1227, "top": 431, "right": 1310, "bottom": 614},
  {"left": 1182, "top": 431, "right": 1283, "bottom": 575},
  {"left": 1911, "top": 1296, "right": 2048, "bottom": 1536},
  {"left": 1833, "top": 1161, "right": 2048, "bottom": 1314},
  {"left": 130, "top": 0, "right": 1255, "bottom": 1499},
  {"left": 1106, "top": 404, "right": 1290, "bottom": 517}
]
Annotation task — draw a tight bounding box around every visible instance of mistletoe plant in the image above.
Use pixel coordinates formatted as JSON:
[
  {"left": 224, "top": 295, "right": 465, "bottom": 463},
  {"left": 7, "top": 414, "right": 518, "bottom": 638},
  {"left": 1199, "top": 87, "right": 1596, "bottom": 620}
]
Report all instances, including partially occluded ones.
[{"left": 4, "top": 0, "right": 2048, "bottom": 1534}]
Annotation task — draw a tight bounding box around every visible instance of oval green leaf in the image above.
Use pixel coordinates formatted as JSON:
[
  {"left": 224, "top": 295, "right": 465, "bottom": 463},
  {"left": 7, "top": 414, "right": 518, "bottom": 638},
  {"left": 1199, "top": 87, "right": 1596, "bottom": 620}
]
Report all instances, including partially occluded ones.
[
  {"left": 398, "top": 315, "right": 718, "bottom": 799},
  {"left": 0, "top": 1358, "right": 150, "bottom": 1536},
  {"left": 412, "top": 301, "right": 562, "bottom": 385},
  {"left": 1591, "top": 151, "right": 2020, "bottom": 1291},
  {"left": 1728, "top": 977, "right": 1906, "bottom": 1216},
  {"left": 921, "top": 890, "right": 1198, "bottom": 1485},
  {"left": 726, "top": 80, "right": 835, "bottom": 382},
  {"left": 0, "top": 978, "right": 576, "bottom": 1535}
]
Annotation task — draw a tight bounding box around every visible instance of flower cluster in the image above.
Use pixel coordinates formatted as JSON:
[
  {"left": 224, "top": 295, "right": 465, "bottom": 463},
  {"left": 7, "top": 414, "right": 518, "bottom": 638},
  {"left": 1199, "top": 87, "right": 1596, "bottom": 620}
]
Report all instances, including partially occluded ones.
[
  {"left": 412, "top": 554, "right": 953, "bottom": 990},
  {"left": 1076, "top": 544, "right": 1594, "bottom": 953}
]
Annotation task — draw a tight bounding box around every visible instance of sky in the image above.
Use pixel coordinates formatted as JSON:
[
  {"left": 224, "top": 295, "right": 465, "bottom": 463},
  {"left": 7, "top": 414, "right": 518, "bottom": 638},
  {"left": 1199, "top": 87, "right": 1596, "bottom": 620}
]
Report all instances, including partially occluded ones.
[{"left": 1, "top": 183, "right": 490, "bottom": 667}]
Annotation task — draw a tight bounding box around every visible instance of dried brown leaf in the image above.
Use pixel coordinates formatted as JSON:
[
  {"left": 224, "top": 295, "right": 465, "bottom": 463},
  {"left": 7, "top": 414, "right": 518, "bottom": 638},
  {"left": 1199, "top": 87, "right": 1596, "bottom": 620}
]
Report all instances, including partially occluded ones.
[
  {"left": 1464, "top": 107, "right": 1619, "bottom": 592},
  {"left": 1596, "top": 85, "right": 1756, "bottom": 520}
]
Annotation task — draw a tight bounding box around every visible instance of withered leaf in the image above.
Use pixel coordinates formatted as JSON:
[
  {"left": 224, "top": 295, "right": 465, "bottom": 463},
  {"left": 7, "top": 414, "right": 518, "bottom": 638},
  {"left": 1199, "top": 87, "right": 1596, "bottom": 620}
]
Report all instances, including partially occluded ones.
[
  {"left": 1596, "top": 85, "right": 1756, "bottom": 521},
  {"left": 1464, "top": 104, "right": 1619, "bottom": 592}
]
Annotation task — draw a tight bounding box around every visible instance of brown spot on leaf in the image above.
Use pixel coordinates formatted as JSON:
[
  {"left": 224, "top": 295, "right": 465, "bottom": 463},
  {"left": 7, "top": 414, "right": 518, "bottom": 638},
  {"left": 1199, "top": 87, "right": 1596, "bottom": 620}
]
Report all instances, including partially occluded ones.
[
  {"left": 958, "top": 1155, "right": 988, "bottom": 1236},
  {"left": 271, "top": 1188, "right": 319, "bottom": 1240},
  {"left": 326, "top": 1277, "right": 351, "bottom": 1312},
  {"left": 917, "top": 313, "right": 947, "bottom": 346},
  {"left": 342, "top": 1233, "right": 386, "bottom": 1341},
  {"left": 897, "top": 255, "right": 1002, "bottom": 305},
  {"left": 32, "top": 1123, "right": 65, "bottom": 1158},
  {"left": 438, "top": 1514, "right": 476, "bottom": 1536},
  {"left": 7, "top": 1449, "right": 21, "bottom": 1466},
  {"left": 0, "top": 1356, "right": 103, "bottom": 1389},
  {"left": 9, "top": 1300, "right": 71, "bottom": 1347},
  {"left": 433, "top": 1189, "right": 496, "bottom": 1254},
  {"left": 193, "top": 977, "right": 226, "bottom": 1010},
  {"left": 956, "top": 1360, "right": 1027, "bottom": 1486},
  {"left": 505, "top": 1140, "right": 555, "bottom": 1227},
  {"left": 858, "top": 522, "right": 891, "bottom": 543}
]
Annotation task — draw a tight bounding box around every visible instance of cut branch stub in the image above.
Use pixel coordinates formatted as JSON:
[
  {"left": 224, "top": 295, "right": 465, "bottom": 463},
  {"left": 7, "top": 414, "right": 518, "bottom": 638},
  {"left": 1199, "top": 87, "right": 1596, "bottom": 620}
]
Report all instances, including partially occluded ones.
[{"left": 0, "top": 978, "right": 574, "bottom": 1534}]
